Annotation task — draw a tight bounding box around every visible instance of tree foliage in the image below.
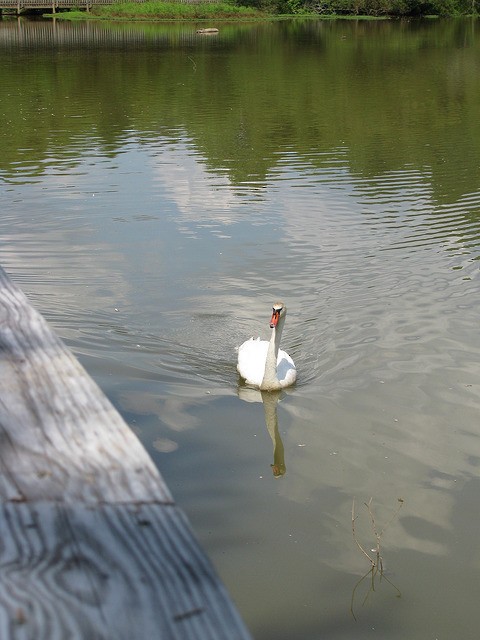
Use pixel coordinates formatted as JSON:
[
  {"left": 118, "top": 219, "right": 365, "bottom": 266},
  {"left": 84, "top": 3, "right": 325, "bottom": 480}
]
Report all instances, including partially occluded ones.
[{"left": 259, "top": 0, "right": 478, "bottom": 15}]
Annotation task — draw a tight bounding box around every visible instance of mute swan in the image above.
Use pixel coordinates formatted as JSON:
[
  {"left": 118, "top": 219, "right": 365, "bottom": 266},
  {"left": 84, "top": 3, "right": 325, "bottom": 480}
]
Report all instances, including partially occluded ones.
[{"left": 237, "top": 302, "right": 297, "bottom": 390}]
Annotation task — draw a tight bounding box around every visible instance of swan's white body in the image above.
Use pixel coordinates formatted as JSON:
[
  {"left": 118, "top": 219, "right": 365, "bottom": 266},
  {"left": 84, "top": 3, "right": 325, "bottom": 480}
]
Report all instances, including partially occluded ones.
[{"left": 237, "top": 302, "right": 297, "bottom": 391}]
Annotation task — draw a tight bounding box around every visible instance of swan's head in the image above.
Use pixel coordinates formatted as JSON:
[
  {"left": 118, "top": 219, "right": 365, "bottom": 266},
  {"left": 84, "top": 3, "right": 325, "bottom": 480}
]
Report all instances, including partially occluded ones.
[{"left": 270, "top": 302, "right": 287, "bottom": 328}]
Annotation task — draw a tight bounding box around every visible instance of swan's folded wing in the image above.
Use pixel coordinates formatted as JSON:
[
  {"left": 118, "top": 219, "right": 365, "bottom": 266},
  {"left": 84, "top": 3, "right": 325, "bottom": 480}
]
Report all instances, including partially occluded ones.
[
  {"left": 276, "top": 350, "right": 297, "bottom": 387},
  {"left": 237, "top": 338, "right": 269, "bottom": 387}
]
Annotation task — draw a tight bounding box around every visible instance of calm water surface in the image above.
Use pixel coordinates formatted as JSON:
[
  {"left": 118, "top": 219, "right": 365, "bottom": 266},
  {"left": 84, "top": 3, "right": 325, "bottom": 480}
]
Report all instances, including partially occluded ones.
[{"left": 2, "top": 17, "right": 480, "bottom": 639}]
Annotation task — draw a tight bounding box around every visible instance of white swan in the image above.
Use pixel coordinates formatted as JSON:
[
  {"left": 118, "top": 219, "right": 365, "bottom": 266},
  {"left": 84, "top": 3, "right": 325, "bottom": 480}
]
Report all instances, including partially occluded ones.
[{"left": 237, "top": 302, "right": 297, "bottom": 390}]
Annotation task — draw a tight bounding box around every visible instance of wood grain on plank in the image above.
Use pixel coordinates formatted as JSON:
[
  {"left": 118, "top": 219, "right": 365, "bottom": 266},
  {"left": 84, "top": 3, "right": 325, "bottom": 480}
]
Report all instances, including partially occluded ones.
[
  {"left": 0, "top": 266, "right": 171, "bottom": 505},
  {"left": 0, "top": 502, "right": 249, "bottom": 639},
  {"left": 0, "top": 266, "right": 252, "bottom": 639}
]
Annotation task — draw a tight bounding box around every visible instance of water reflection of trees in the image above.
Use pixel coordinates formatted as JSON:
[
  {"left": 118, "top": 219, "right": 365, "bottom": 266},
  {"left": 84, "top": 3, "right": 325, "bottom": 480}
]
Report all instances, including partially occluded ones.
[
  {"left": 1, "top": 19, "right": 480, "bottom": 205},
  {"left": 0, "top": 19, "right": 222, "bottom": 47}
]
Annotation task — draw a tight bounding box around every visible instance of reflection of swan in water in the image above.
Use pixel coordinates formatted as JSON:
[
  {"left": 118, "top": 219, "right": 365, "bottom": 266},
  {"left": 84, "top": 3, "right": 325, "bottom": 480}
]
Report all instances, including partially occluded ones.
[
  {"left": 237, "top": 302, "right": 297, "bottom": 390},
  {"left": 238, "top": 387, "right": 286, "bottom": 477},
  {"left": 263, "top": 391, "right": 286, "bottom": 477}
]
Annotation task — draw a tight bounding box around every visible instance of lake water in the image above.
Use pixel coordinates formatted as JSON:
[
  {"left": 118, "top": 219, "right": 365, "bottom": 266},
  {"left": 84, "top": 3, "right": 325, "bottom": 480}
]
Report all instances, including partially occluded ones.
[{"left": 2, "top": 15, "right": 480, "bottom": 639}]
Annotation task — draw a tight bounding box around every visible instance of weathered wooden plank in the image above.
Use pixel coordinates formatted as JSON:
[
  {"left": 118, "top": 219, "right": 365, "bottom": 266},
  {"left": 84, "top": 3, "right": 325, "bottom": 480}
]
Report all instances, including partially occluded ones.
[
  {"left": 0, "top": 265, "right": 252, "bottom": 639},
  {"left": 0, "top": 266, "right": 170, "bottom": 505},
  {"left": 0, "top": 502, "right": 248, "bottom": 640}
]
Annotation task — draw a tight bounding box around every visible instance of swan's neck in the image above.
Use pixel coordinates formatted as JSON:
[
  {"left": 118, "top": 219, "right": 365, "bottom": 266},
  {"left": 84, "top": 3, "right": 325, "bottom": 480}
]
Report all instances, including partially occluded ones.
[{"left": 261, "top": 317, "right": 284, "bottom": 390}]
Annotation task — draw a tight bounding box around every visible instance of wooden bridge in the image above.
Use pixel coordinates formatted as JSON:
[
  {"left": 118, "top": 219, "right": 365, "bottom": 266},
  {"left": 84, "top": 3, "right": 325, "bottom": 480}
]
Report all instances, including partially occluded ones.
[
  {"left": 0, "top": 0, "right": 115, "bottom": 12},
  {"left": 0, "top": 264, "right": 251, "bottom": 639},
  {"left": 0, "top": 0, "right": 215, "bottom": 12}
]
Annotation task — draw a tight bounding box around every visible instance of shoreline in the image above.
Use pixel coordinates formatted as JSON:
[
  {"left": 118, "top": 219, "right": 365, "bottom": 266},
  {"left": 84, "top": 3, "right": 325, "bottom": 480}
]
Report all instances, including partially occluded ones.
[
  {"left": 44, "top": 2, "right": 268, "bottom": 21},
  {"left": 37, "top": 1, "right": 472, "bottom": 22}
]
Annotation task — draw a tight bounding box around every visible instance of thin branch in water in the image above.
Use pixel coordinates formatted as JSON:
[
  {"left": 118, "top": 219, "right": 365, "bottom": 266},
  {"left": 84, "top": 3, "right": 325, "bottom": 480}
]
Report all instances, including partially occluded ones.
[
  {"left": 378, "top": 497, "right": 405, "bottom": 540},
  {"left": 350, "top": 497, "right": 404, "bottom": 620},
  {"left": 351, "top": 497, "right": 375, "bottom": 566},
  {"left": 365, "top": 497, "right": 382, "bottom": 568}
]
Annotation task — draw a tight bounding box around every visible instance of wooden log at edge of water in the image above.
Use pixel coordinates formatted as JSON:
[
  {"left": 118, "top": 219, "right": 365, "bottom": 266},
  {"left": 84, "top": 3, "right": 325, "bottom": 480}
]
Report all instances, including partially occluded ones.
[{"left": 0, "top": 265, "right": 251, "bottom": 640}]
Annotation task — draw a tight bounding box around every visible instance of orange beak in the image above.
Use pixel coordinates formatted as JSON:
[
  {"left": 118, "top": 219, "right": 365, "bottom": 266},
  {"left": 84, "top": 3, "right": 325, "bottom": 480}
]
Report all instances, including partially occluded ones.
[{"left": 270, "top": 309, "right": 280, "bottom": 328}]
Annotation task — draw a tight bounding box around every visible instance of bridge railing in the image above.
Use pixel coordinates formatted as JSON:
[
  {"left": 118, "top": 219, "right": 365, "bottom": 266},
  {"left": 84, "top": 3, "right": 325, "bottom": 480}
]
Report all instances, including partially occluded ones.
[{"left": 0, "top": 0, "right": 219, "bottom": 8}]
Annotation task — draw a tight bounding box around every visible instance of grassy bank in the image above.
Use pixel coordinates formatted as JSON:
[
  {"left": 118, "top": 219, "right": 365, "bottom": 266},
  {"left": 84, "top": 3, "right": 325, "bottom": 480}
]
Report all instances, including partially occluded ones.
[
  {"left": 48, "top": 0, "right": 479, "bottom": 20},
  {"left": 53, "top": 1, "right": 264, "bottom": 20}
]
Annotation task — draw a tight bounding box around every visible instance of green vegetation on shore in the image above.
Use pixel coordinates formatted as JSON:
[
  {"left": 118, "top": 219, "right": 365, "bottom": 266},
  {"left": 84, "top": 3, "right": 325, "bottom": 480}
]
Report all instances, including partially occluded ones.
[
  {"left": 256, "top": 0, "right": 477, "bottom": 16},
  {"left": 56, "top": 2, "right": 264, "bottom": 20},
  {"left": 52, "top": 0, "right": 479, "bottom": 20}
]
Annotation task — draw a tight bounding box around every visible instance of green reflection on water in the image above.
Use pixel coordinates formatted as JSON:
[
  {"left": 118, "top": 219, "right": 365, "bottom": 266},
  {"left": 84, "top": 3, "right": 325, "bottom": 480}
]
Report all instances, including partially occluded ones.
[
  {"left": 2, "top": 18, "right": 480, "bottom": 640},
  {"left": 1, "top": 18, "right": 480, "bottom": 205}
]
